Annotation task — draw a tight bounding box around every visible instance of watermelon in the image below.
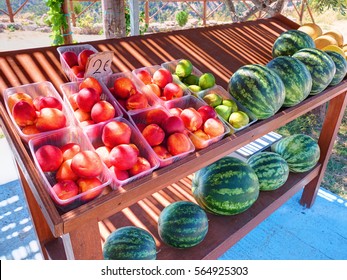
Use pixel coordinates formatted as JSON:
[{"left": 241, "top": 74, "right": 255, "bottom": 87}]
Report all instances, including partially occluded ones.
[
  {"left": 325, "top": 50, "right": 347, "bottom": 86},
  {"left": 158, "top": 201, "right": 208, "bottom": 248},
  {"left": 228, "top": 64, "right": 285, "bottom": 120},
  {"left": 266, "top": 56, "right": 312, "bottom": 107},
  {"left": 272, "top": 29, "right": 315, "bottom": 58},
  {"left": 103, "top": 226, "right": 156, "bottom": 260},
  {"left": 292, "top": 48, "right": 336, "bottom": 95},
  {"left": 271, "top": 134, "right": 320, "bottom": 173},
  {"left": 247, "top": 152, "right": 289, "bottom": 191},
  {"left": 192, "top": 156, "right": 259, "bottom": 215}
]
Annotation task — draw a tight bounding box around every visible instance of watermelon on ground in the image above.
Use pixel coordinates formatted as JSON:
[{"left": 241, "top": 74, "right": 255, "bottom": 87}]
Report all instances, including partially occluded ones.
[
  {"left": 266, "top": 56, "right": 312, "bottom": 107},
  {"left": 272, "top": 29, "right": 315, "bottom": 58},
  {"left": 324, "top": 50, "right": 347, "bottom": 86},
  {"left": 247, "top": 151, "right": 289, "bottom": 191},
  {"left": 158, "top": 201, "right": 208, "bottom": 248},
  {"left": 228, "top": 64, "right": 285, "bottom": 120},
  {"left": 192, "top": 156, "right": 259, "bottom": 215},
  {"left": 271, "top": 134, "right": 320, "bottom": 173},
  {"left": 292, "top": 48, "right": 336, "bottom": 95},
  {"left": 103, "top": 226, "right": 157, "bottom": 260}
]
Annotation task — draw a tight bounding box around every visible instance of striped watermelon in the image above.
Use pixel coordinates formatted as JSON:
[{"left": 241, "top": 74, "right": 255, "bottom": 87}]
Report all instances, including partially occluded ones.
[
  {"left": 271, "top": 134, "right": 320, "bottom": 173},
  {"left": 292, "top": 48, "right": 336, "bottom": 95},
  {"left": 266, "top": 56, "right": 312, "bottom": 107},
  {"left": 103, "top": 226, "right": 156, "bottom": 260},
  {"left": 247, "top": 152, "right": 289, "bottom": 191},
  {"left": 192, "top": 157, "right": 259, "bottom": 215},
  {"left": 272, "top": 29, "right": 315, "bottom": 58},
  {"left": 325, "top": 50, "right": 347, "bottom": 86},
  {"left": 228, "top": 64, "right": 285, "bottom": 119},
  {"left": 158, "top": 201, "right": 208, "bottom": 248}
]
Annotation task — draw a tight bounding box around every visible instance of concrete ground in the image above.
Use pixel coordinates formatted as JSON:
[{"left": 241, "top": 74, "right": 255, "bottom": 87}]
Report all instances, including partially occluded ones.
[{"left": 0, "top": 136, "right": 346, "bottom": 260}]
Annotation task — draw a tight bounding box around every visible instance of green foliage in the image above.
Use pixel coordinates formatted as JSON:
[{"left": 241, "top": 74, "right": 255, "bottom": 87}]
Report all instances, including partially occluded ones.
[
  {"left": 44, "top": 0, "right": 68, "bottom": 46},
  {"left": 7, "top": 24, "right": 16, "bottom": 32},
  {"left": 310, "top": 0, "right": 347, "bottom": 16},
  {"left": 73, "top": 2, "right": 83, "bottom": 15},
  {"left": 176, "top": 11, "right": 189, "bottom": 27},
  {"left": 125, "top": 6, "right": 148, "bottom": 36}
]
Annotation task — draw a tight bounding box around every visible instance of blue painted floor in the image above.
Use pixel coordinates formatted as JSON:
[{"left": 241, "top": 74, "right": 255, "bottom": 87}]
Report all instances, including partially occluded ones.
[{"left": 0, "top": 136, "right": 346, "bottom": 260}]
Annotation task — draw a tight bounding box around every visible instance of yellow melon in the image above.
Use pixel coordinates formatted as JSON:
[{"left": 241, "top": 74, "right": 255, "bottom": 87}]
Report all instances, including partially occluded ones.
[
  {"left": 298, "top": 23, "right": 323, "bottom": 40},
  {"left": 323, "top": 30, "right": 344, "bottom": 47},
  {"left": 342, "top": 44, "right": 347, "bottom": 52},
  {"left": 314, "top": 35, "right": 338, "bottom": 50},
  {"left": 322, "top": 45, "right": 346, "bottom": 57}
]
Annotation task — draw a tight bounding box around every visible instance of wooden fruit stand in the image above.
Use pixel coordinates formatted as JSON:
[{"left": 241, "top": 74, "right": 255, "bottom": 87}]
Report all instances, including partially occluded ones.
[{"left": 0, "top": 14, "right": 346, "bottom": 260}]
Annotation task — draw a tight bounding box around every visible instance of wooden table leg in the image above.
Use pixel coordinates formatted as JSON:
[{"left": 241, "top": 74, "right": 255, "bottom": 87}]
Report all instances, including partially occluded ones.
[
  {"left": 62, "top": 218, "right": 104, "bottom": 260},
  {"left": 18, "top": 166, "right": 54, "bottom": 260},
  {"left": 300, "top": 91, "right": 347, "bottom": 208}
]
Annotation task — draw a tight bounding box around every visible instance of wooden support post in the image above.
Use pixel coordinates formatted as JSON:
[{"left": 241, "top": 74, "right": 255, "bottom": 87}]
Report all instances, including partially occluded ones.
[
  {"left": 129, "top": 0, "right": 140, "bottom": 35},
  {"left": 5, "top": 0, "right": 14, "bottom": 22},
  {"left": 145, "top": 0, "right": 149, "bottom": 25},
  {"left": 69, "top": 0, "right": 76, "bottom": 27},
  {"left": 300, "top": 91, "right": 347, "bottom": 208},
  {"left": 62, "top": 0, "right": 73, "bottom": 44},
  {"left": 203, "top": 0, "right": 207, "bottom": 26},
  {"left": 102, "top": 0, "right": 126, "bottom": 38}
]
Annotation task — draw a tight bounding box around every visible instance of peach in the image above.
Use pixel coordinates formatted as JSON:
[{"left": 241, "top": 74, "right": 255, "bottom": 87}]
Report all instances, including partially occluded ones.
[
  {"left": 180, "top": 107, "right": 203, "bottom": 132},
  {"left": 153, "top": 145, "right": 172, "bottom": 160},
  {"left": 125, "top": 92, "right": 148, "bottom": 111},
  {"left": 68, "top": 93, "right": 79, "bottom": 111},
  {"left": 163, "top": 83, "right": 183, "bottom": 100},
  {"left": 71, "top": 150, "right": 103, "bottom": 178},
  {"left": 21, "top": 124, "right": 40, "bottom": 135},
  {"left": 102, "top": 120, "right": 132, "bottom": 147},
  {"left": 167, "top": 132, "right": 192, "bottom": 156},
  {"left": 162, "top": 115, "right": 185, "bottom": 134},
  {"left": 145, "top": 108, "right": 169, "bottom": 126},
  {"left": 129, "top": 143, "right": 140, "bottom": 156},
  {"left": 76, "top": 87, "right": 100, "bottom": 112},
  {"left": 62, "top": 51, "right": 78, "bottom": 68},
  {"left": 142, "top": 123, "right": 165, "bottom": 146},
  {"left": 56, "top": 159, "right": 79, "bottom": 182},
  {"left": 95, "top": 145, "right": 112, "bottom": 168},
  {"left": 143, "top": 83, "right": 161, "bottom": 97},
  {"left": 91, "top": 100, "right": 116, "bottom": 123},
  {"left": 136, "top": 69, "right": 152, "bottom": 85},
  {"left": 189, "top": 129, "right": 210, "bottom": 149},
  {"left": 71, "top": 65, "right": 85, "bottom": 78},
  {"left": 77, "top": 177, "right": 103, "bottom": 202},
  {"left": 197, "top": 105, "right": 217, "bottom": 123},
  {"left": 169, "top": 107, "right": 183, "bottom": 117},
  {"left": 128, "top": 157, "right": 151, "bottom": 176},
  {"left": 36, "top": 108, "right": 66, "bottom": 132},
  {"left": 113, "top": 77, "right": 137, "bottom": 99},
  {"left": 79, "top": 77, "right": 103, "bottom": 96},
  {"left": 7, "top": 92, "right": 33, "bottom": 112},
  {"left": 52, "top": 180, "right": 79, "bottom": 204},
  {"left": 35, "top": 144, "right": 63, "bottom": 172},
  {"left": 136, "top": 123, "right": 146, "bottom": 132},
  {"left": 74, "top": 108, "right": 91, "bottom": 122},
  {"left": 109, "top": 144, "right": 138, "bottom": 170},
  {"left": 80, "top": 120, "right": 95, "bottom": 127},
  {"left": 109, "top": 166, "right": 129, "bottom": 181},
  {"left": 12, "top": 101, "right": 37, "bottom": 127},
  {"left": 78, "top": 49, "right": 95, "bottom": 68},
  {"left": 203, "top": 118, "right": 225, "bottom": 137},
  {"left": 152, "top": 68, "right": 172, "bottom": 88},
  {"left": 60, "top": 142, "right": 81, "bottom": 161},
  {"left": 33, "top": 96, "right": 63, "bottom": 111}
]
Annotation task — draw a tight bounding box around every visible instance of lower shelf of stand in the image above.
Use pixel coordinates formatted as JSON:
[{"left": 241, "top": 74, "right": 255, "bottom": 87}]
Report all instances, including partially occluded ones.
[{"left": 44, "top": 164, "right": 320, "bottom": 260}]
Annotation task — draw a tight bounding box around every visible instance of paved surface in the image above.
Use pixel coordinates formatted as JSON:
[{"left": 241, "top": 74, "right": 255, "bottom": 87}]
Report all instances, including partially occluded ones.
[{"left": 0, "top": 136, "right": 346, "bottom": 260}]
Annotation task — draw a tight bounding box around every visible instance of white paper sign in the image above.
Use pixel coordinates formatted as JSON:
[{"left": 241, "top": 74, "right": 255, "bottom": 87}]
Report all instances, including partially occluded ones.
[{"left": 85, "top": 51, "right": 113, "bottom": 79}]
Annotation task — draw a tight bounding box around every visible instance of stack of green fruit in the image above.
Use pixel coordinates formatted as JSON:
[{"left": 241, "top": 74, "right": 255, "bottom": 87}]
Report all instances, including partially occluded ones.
[
  {"left": 202, "top": 92, "right": 250, "bottom": 129},
  {"left": 174, "top": 59, "right": 216, "bottom": 93}
]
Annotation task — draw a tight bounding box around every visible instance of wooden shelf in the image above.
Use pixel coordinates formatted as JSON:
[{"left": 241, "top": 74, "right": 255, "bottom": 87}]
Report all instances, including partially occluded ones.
[{"left": 1, "top": 14, "right": 346, "bottom": 260}]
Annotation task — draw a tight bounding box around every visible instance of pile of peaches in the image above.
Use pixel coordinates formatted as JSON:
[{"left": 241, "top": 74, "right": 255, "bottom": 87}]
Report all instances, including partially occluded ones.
[
  {"left": 34, "top": 141, "right": 107, "bottom": 207},
  {"left": 7, "top": 91, "right": 67, "bottom": 138},
  {"left": 61, "top": 48, "right": 96, "bottom": 79},
  {"left": 66, "top": 77, "right": 120, "bottom": 127},
  {"left": 135, "top": 67, "right": 185, "bottom": 101}
]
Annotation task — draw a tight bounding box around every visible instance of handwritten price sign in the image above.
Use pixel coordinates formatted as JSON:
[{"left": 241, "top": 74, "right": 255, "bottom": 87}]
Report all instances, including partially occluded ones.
[{"left": 85, "top": 51, "right": 113, "bottom": 79}]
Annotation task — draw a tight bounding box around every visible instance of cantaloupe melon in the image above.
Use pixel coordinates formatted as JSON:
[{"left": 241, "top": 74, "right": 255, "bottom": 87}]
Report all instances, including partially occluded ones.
[
  {"left": 298, "top": 23, "right": 323, "bottom": 40},
  {"left": 314, "top": 35, "right": 338, "bottom": 50},
  {"left": 323, "top": 30, "right": 344, "bottom": 47}
]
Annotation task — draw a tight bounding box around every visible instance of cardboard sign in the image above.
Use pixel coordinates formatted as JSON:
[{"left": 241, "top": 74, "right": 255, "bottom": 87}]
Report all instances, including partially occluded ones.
[{"left": 85, "top": 51, "right": 113, "bottom": 79}]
